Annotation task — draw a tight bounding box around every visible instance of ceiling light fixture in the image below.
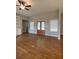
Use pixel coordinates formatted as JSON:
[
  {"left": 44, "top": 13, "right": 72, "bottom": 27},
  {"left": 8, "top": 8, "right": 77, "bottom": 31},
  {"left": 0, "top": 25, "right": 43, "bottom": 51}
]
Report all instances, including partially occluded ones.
[
  {"left": 16, "top": 0, "right": 31, "bottom": 11},
  {"left": 20, "top": 4, "right": 25, "bottom": 9}
]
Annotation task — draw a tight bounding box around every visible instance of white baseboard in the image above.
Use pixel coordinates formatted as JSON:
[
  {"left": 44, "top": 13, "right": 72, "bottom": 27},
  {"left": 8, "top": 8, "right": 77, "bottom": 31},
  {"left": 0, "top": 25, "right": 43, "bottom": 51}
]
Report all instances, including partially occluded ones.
[{"left": 58, "top": 37, "right": 60, "bottom": 40}]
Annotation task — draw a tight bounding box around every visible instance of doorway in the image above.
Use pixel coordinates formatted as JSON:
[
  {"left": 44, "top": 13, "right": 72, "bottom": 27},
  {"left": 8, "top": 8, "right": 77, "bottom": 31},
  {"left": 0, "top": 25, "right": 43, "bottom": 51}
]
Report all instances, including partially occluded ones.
[
  {"left": 37, "top": 21, "right": 45, "bottom": 35},
  {"left": 22, "top": 20, "right": 28, "bottom": 34}
]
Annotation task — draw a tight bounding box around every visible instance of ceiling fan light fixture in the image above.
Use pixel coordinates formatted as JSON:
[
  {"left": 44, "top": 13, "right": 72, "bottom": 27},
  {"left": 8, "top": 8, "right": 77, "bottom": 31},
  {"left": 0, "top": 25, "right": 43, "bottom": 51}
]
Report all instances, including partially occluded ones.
[
  {"left": 16, "top": 0, "right": 31, "bottom": 11},
  {"left": 20, "top": 4, "right": 25, "bottom": 9}
]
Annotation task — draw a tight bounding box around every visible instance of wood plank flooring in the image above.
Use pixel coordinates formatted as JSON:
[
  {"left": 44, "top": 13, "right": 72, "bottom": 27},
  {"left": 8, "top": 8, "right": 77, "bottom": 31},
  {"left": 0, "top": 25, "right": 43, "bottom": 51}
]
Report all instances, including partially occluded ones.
[{"left": 16, "top": 34, "right": 63, "bottom": 59}]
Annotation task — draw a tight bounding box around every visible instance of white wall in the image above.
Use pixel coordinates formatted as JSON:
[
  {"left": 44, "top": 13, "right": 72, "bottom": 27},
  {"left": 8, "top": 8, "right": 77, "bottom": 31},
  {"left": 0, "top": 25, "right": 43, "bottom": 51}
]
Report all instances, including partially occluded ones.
[
  {"left": 16, "top": 10, "right": 62, "bottom": 38},
  {"left": 28, "top": 11, "right": 59, "bottom": 37},
  {"left": 16, "top": 13, "right": 31, "bottom": 36},
  {"left": 16, "top": 16, "right": 22, "bottom": 36}
]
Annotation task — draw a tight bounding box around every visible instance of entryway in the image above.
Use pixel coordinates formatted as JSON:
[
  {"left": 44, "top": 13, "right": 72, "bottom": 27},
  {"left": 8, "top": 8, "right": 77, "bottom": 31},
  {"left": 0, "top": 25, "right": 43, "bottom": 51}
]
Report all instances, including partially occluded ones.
[
  {"left": 37, "top": 21, "right": 45, "bottom": 35},
  {"left": 22, "top": 20, "right": 29, "bottom": 34}
]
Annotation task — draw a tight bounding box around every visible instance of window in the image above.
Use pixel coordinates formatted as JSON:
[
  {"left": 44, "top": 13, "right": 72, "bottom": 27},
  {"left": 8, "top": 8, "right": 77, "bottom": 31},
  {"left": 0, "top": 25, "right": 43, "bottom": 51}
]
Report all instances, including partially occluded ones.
[
  {"left": 50, "top": 20, "right": 58, "bottom": 32},
  {"left": 30, "top": 22, "right": 34, "bottom": 30},
  {"left": 41, "top": 22, "right": 45, "bottom": 30},
  {"left": 37, "top": 21, "right": 45, "bottom": 30},
  {"left": 37, "top": 22, "right": 41, "bottom": 30}
]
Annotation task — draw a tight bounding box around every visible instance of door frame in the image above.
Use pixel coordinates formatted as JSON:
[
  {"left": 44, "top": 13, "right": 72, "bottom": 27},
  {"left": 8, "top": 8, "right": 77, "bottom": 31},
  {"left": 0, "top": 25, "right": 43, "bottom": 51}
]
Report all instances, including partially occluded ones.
[
  {"left": 22, "top": 20, "right": 29, "bottom": 34},
  {"left": 37, "top": 21, "right": 45, "bottom": 35}
]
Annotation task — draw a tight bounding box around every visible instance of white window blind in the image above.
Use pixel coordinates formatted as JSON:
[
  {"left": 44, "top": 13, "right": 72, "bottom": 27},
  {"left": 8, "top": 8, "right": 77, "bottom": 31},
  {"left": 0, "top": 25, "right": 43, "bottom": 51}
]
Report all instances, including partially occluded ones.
[
  {"left": 50, "top": 20, "right": 58, "bottom": 32},
  {"left": 30, "top": 22, "right": 34, "bottom": 30}
]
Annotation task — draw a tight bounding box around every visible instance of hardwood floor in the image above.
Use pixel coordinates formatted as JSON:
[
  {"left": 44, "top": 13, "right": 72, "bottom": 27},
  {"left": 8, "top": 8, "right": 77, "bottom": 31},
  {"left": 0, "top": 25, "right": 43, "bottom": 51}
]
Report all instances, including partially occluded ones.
[{"left": 16, "top": 34, "right": 63, "bottom": 59}]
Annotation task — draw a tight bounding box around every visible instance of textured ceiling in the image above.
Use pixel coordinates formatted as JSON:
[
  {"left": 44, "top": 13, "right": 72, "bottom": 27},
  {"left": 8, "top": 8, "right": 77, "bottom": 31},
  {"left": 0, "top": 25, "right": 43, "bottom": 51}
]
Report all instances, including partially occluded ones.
[{"left": 16, "top": 0, "right": 63, "bottom": 17}]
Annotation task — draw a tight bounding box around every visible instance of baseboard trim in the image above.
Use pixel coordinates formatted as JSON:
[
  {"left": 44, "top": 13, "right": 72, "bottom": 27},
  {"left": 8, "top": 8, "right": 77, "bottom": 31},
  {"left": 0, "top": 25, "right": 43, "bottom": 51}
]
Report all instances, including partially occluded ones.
[
  {"left": 16, "top": 35, "right": 20, "bottom": 38},
  {"left": 16, "top": 34, "right": 22, "bottom": 38}
]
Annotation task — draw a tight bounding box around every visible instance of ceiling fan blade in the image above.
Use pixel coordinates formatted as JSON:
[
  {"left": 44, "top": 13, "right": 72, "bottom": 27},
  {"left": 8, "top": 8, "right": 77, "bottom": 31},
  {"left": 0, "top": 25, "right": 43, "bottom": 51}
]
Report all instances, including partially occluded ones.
[
  {"left": 19, "top": 8, "right": 22, "bottom": 10},
  {"left": 16, "top": 5, "right": 19, "bottom": 6},
  {"left": 18, "top": 0, "right": 21, "bottom": 4},
  {"left": 18, "top": 0, "right": 26, "bottom": 6},
  {"left": 25, "top": 5, "right": 31, "bottom": 7},
  {"left": 21, "top": 1, "right": 26, "bottom": 6},
  {"left": 25, "top": 8, "right": 29, "bottom": 11}
]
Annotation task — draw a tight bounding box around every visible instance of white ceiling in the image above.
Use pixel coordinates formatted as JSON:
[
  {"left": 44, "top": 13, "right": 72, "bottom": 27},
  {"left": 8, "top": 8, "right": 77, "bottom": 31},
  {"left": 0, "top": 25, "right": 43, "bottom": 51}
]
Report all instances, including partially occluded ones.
[{"left": 16, "top": 0, "right": 63, "bottom": 17}]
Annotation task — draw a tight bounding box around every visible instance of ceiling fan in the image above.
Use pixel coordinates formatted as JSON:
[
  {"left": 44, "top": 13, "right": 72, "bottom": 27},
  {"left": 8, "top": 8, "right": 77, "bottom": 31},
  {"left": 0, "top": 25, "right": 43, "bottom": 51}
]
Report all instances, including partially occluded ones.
[{"left": 16, "top": 0, "right": 31, "bottom": 11}]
